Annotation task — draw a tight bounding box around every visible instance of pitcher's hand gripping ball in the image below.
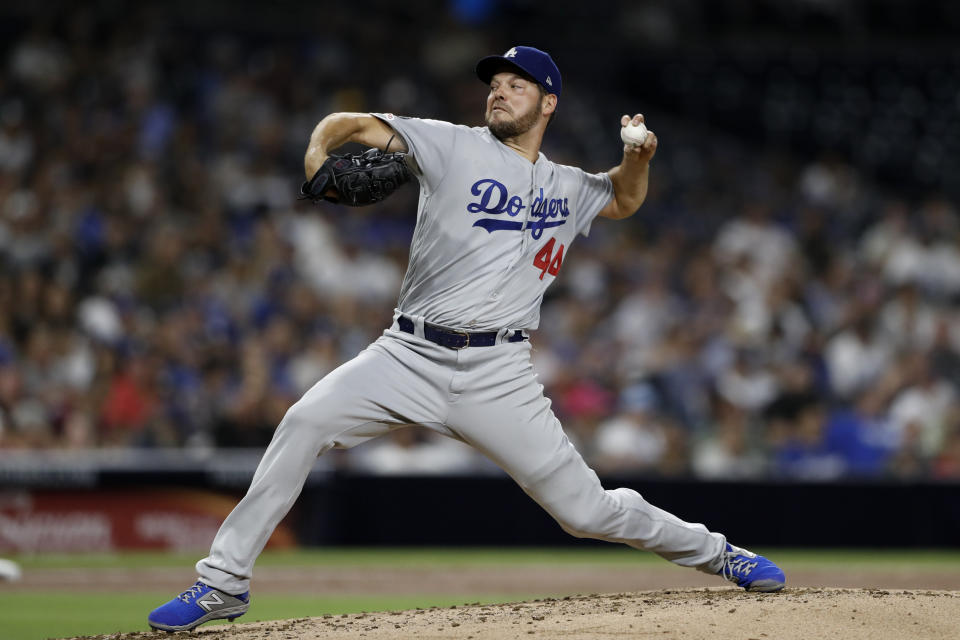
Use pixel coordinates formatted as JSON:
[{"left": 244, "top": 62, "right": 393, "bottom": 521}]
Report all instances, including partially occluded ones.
[
  {"left": 620, "top": 121, "right": 648, "bottom": 147},
  {"left": 300, "top": 139, "right": 412, "bottom": 207}
]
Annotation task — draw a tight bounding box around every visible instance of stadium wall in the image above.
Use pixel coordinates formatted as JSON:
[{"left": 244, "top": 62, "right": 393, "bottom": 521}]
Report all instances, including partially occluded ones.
[{"left": 1, "top": 452, "right": 957, "bottom": 551}]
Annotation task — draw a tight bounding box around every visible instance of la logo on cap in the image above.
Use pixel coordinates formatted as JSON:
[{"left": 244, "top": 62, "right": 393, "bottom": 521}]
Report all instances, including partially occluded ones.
[{"left": 504, "top": 47, "right": 517, "bottom": 58}]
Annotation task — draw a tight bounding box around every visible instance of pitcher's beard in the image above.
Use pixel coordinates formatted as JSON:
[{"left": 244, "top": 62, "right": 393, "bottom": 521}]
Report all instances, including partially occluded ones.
[{"left": 487, "top": 99, "right": 542, "bottom": 140}]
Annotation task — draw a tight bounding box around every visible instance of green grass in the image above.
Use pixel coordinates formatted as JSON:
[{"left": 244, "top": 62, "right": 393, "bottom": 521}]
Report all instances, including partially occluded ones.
[
  {"left": 13, "top": 546, "right": 660, "bottom": 570},
  {"left": 14, "top": 546, "right": 960, "bottom": 571},
  {"left": 5, "top": 547, "right": 960, "bottom": 640},
  {"left": 0, "top": 592, "right": 520, "bottom": 640}
]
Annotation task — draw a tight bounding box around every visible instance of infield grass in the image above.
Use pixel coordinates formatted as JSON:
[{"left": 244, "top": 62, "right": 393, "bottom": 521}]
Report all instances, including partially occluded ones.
[{"left": 14, "top": 546, "right": 960, "bottom": 570}]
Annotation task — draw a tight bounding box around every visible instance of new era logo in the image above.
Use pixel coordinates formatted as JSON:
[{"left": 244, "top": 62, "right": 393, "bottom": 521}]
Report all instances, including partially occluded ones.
[
  {"left": 197, "top": 593, "right": 224, "bottom": 611},
  {"left": 504, "top": 47, "right": 517, "bottom": 58},
  {"left": 545, "top": 76, "right": 552, "bottom": 86}
]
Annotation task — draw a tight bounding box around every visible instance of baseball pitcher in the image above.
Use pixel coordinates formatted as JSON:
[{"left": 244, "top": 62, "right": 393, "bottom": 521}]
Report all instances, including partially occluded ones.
[{"left": 148, "top": 45, "right": 785, "bottom": 633}]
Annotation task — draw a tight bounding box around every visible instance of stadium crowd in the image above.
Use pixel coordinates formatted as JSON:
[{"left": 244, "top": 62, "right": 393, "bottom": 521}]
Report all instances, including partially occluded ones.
[{"left": 1, "top": 4, "right": 958, "bottom": 481}]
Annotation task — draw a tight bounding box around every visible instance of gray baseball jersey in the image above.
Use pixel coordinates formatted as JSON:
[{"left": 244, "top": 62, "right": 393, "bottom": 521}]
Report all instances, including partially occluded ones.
[{"left": 372, "top": 113, "right": 613, "bottom": 331}]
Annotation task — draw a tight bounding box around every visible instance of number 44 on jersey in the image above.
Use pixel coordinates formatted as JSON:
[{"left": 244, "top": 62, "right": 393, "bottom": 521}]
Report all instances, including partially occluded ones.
[{"left": 533, "top": 237, "right": 564, "bottom": 280}]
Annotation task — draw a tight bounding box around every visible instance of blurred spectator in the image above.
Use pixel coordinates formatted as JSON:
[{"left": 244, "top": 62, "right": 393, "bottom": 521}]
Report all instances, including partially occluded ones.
[
  {"left": 767, "top": 394, "right": 844, "bottom": 480},
  {"left": 715, "top": 348, "right": 778, "bottom": 413},
  {"left": 592, "top": 382, "right": 687, "bottom": 476},
  {"left": 878, "top": 284, "right": 940, "bottom": 351},
  {"left": 821, "top": 386, "right": 899, "bottom": 477},
  {"left": 691, "top": 394, "right": 765, "bottom": 480},
  {"left": 99, "top": 351, "right": 158, "bottom": 446},
  {"left": 824, "top": 312, "right": 892, "bottom": 400},
  {"left": 932, "top": 421, "right": 960, "bottom": 479},
  {"left": 887, "top": 354, "right": 957, "bottom": 462}
]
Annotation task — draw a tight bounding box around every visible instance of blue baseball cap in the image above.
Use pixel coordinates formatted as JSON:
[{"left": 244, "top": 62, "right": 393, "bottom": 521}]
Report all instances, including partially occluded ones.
[{"left": 476, "top": 46, "right": 562, "bottom": 97}]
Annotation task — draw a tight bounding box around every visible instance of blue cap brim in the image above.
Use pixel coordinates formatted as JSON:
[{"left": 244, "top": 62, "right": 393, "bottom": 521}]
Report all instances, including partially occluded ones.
[{"left": 476, "top": 56, "right": 547, "bottom": 92}]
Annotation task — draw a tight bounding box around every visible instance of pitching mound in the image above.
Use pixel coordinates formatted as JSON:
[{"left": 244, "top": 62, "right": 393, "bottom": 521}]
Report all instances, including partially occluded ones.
[{"left": 77, "top": 588, "right": 958, "bottom": 640}]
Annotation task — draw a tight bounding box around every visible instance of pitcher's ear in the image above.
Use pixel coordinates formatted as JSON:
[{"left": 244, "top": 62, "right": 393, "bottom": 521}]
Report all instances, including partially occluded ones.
[{"left": 543, "top": 94, "right": 558, "bottom": 116}]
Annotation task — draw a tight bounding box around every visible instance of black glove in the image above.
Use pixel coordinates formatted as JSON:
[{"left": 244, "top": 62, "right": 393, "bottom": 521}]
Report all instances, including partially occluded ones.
[{"left": 300, "top": 142, "right": 412, "bottom": 207}]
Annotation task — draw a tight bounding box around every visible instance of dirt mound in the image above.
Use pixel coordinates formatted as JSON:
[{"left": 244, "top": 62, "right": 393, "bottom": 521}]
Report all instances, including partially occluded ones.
[{"left": 75, "top": 588, "right": 959, "bottom": 640}]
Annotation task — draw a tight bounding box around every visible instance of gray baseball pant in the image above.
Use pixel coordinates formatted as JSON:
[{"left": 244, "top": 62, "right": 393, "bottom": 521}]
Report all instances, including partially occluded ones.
[{"left": 197, "top": 320, "right": 726, "bottom": 594}]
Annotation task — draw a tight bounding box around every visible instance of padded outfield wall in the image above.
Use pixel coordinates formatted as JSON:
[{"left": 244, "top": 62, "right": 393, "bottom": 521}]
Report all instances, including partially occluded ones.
[{"left": 1, "top": 451, "right": 957, "bottom": 552}]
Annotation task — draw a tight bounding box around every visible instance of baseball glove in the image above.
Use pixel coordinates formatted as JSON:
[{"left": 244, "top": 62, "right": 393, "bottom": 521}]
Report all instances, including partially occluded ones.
[{"left": 299, "top": 139, "right": 412, "bottom": 207}]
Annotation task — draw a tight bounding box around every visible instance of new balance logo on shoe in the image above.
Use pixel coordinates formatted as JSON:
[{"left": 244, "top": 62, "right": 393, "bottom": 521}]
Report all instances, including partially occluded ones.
[
  {"left": 198, "top": 592, "right": 224, "bottom": 611},
  {"left": 727, "top": 558, "right": 758, "bottom": 575}
]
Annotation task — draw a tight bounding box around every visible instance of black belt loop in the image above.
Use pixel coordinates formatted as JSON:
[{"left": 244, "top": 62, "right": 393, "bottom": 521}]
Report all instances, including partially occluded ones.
[{"left": 397, "top": 315, "right": 527, "bottom": 349}]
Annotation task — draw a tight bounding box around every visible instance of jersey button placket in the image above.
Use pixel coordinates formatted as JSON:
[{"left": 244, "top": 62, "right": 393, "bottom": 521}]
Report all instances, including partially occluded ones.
[
  {"left": 494, "top": 161, "right": 536, "bottom": 287},
  {"left": 474, "top": 156, "right": 532, "bottom": 320},
  {"left": 521, "top": 161, "right": 536, "bottom": 255}
]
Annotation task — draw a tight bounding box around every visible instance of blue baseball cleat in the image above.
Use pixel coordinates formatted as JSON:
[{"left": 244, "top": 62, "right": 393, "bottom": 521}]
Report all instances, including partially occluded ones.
[
  {"left": 718, "top": 543, "right": 786, "bottom": 592},
  {"left": 148, "top": 581, "right": 250, "bottom": 632}
]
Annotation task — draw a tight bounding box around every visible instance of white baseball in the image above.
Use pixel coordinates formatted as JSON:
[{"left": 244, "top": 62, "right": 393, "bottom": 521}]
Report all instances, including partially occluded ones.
[
  {"left": 0, "top": 558, "right": 21, "bottom": 582},
  {"left": 621, "top": 121, "right": 648, "bottom": 146}
]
